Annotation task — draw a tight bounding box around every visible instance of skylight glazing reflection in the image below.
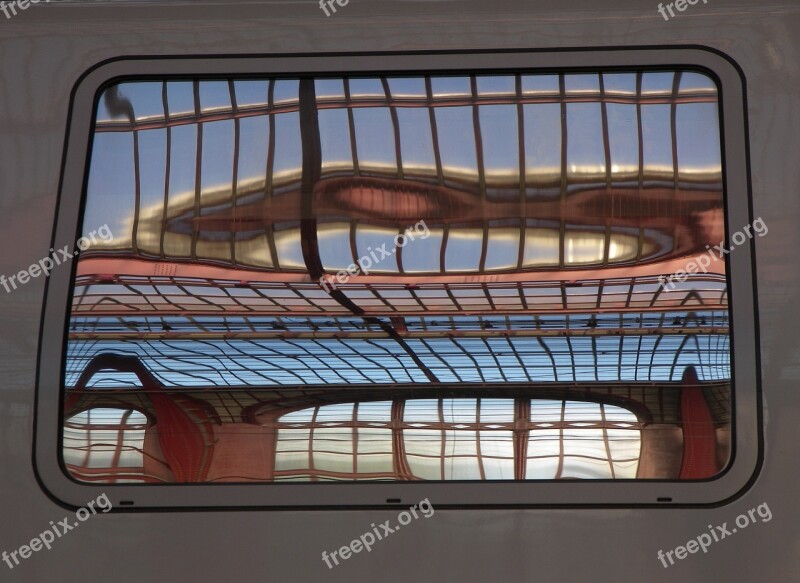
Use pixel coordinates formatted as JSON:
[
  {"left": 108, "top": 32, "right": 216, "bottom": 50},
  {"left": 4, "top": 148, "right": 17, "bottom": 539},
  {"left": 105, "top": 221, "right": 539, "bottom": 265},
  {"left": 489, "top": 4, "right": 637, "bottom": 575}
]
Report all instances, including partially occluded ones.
[
  {"left": 62, "top": 69, "right": 730, "bottom": 485},
  {"left": 268, "top": 399, "right": 640, "bottom": 481},
  {"left": 88, "top": 72, "right": 720, "bottom": 273},
  {"left": 63, "top": 409, "right": 149, "bottom": 483}
]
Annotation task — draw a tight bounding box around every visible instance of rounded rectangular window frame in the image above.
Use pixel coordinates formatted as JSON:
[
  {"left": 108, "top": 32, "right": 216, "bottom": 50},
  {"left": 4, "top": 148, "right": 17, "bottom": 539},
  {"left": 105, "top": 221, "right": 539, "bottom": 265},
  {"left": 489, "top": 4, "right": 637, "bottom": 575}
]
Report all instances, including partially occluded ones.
[{"left": 34, "top": 47, "right": 761, "bottom": 509}]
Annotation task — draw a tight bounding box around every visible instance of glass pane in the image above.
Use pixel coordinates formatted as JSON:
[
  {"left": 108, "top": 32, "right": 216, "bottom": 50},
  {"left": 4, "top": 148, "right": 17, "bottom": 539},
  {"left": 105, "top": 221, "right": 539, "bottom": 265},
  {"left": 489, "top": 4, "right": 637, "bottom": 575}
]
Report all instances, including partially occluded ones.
[
  {"left": 397, "top": 107, "right": 437, "bottom": 177},
  {"left": 524, "top": 103, "right": 561, "bottom": 187},
  {"left": 64, "top": 69, "right": 730, "bottom": 487},
  {"left": 353, "top": 107, "right": 396, "bottom": 173},
  {"left": 199, "top": 81, "right": 231, "bottom": 113},
  {"left": 435, "top": 106, "right": 478, "bottom": 182},
  {"left": 480, "top": 104, "right": 519, "bottom": 191},
  {"left": 319, "top": 108, "right": 353, "bottom": 174}
]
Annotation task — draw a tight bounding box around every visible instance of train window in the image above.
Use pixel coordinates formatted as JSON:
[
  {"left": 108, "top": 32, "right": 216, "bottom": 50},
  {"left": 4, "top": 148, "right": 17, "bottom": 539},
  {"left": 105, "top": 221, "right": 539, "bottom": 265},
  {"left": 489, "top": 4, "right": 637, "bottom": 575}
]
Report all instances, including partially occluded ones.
[{"left": 36, "top": 50, "right": 760, "bottom": 507}]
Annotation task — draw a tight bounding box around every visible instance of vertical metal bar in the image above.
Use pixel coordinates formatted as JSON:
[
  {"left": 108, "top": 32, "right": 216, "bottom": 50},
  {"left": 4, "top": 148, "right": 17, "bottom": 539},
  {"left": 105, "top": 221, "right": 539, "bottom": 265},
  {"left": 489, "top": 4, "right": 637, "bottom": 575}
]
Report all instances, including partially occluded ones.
[
  {"left": 438, "top": 398, "right": 446, "bottom": 480},
  {"left": 229, "top": 79, "right": 239, "bottom": 266},
  {"left": 298, "top": 78, "right": 325, "bottom": 278},
  {"left": 425, "top": 76, "right": 444, "bottom": 185},
  {"left": 160, "top": 81, "right": 171, "bottom": 259},
  {"left": 350, "top": 218, "right": 361, "bottom": 269},
  {"left": 131, "top": 127, "right": 141, "bottom": 254},
  {"left": 515, "top": 398, "right": 530, "bottom": 480},
  {"left": 636, "top": 72, "right": 645, "bottom": 262},
  {"left": 265, "top": 80, "right": 279, "bottom": 268},
  {"left": 344, "top": 78, "right": 360, "bottom": 176},
  {"left": 395, "top": 224, "right": 405, "bottom": 273},
  {"left": 565, "top": 335, "right": 577, "bottom": 382},
  {"left": 472, "top": 75, "right": 489, "bottom": 273},
  {"left": 558, "top": 73, "right": 568, "bottom": 268},
  {"left": 352, "top": 401, "right": 359, "bottom": 477},
  {"left": 440, "top": 223, "right": 449, "bottom": 273},
  {"left": 476, "top": 399, "right": 486, "bottom": 480},
  {"left": 191, "top": 80, "right": 202, "bottom": 261},
  {"left": 516, "top": 73, "right": 527, "bottom": 271},
  {"left": 555, "top": 400, "right": 566, "bottom": 479},
  {"left": 382, "top": 76, "right": 404, "bottom": 180},
  {"left": 600, "top": 403, "right": 616, "bottom": 479},
  {"left": 308, "top": 406, "right": 319, "bottom": 481},
  {"left": 599, "top": 73, "right": 613, "bottom": 266},
  {"left": 670, "top": 72, "right": 683, "bottom": 256}
]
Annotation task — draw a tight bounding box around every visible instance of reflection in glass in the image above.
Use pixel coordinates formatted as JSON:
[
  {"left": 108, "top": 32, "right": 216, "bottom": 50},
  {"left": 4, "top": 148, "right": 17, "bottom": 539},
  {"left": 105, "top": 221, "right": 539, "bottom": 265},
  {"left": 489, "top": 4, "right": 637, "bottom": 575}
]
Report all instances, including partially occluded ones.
[
  {"left": 397, "top": 107, "right": 437, "bottom": 177},
  {"left": 353, "top": 107, "right": 396, "bottom": 173},
  {"left": 641, "top": 104, "right": 674, "bottom": 176},
  {"left": 319, "top": 109, "right": 353, "bottom": 174},
  {"left": 63, "top": 409, "right": 149, "bottom": 483},
  {"left": 233, "top": 80, "right": 269, "bottom": 109},
  {"left": 199, "top": 81, "right": 231, "bottom": 113},
  {"left": 272, "top": 398, "right": 640, "bottom": 481},
  {"left": 64, "top": 69, "right": 730, "bottom": 485},
  {"left": 166, "top": 81, "right": 194, "bottom": 118},
  {"left": 434, "top": 106, "right": 478, "bottom": 182}
]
